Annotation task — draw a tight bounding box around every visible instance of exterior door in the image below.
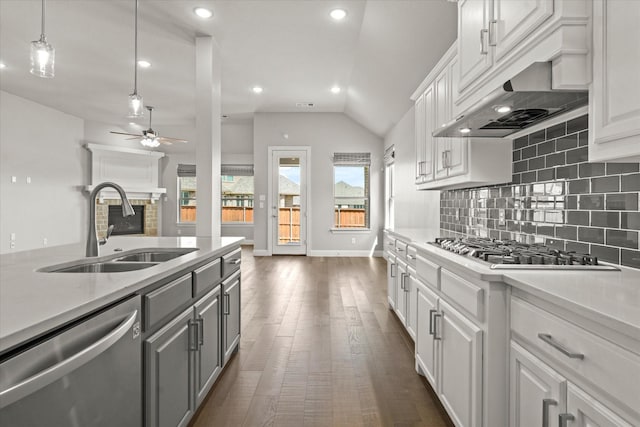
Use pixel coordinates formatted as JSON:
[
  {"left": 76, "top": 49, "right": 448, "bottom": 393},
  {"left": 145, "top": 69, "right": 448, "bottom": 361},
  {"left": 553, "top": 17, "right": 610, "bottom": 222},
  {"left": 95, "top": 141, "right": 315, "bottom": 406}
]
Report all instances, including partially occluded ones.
[{"left": 270, "top": 148, "right": 308, "bottom": 255}]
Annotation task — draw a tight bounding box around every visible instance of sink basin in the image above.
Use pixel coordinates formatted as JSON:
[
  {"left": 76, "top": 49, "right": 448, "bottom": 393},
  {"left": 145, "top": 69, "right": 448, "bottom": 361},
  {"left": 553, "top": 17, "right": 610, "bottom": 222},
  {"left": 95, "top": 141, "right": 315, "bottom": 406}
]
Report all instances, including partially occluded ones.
[
  {"left": 49, "top": 262, "right": 159, "bottom": 273},
  {"left": 113, "top": 248, "right": 198, "bottom": 263}
]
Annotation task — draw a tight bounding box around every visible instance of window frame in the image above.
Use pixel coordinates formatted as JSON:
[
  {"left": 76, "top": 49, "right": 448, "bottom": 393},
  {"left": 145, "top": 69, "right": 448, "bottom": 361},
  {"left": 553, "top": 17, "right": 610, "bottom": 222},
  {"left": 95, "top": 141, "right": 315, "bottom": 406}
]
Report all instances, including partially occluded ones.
[
  {"left": 332, "top": 153, "right": 371, "bottom": 231},
  {"left": 221, "top": 166, "right": 255, "bottom": 225}
]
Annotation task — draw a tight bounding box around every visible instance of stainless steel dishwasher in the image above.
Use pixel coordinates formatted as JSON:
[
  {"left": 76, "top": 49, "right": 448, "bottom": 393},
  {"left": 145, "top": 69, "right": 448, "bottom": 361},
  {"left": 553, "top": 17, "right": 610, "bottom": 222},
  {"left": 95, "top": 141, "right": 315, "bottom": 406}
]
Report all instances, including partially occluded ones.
[{"left": 0, "top": 295, "right": 142, "bottom": 426}]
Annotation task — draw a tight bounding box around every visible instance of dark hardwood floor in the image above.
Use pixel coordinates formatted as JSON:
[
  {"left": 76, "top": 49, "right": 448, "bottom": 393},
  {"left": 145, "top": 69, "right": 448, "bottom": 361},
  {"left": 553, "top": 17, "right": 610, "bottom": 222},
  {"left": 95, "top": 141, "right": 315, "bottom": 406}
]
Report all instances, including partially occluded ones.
[{"left": 190, "top": 246, "right": 452, "bottom": 427}]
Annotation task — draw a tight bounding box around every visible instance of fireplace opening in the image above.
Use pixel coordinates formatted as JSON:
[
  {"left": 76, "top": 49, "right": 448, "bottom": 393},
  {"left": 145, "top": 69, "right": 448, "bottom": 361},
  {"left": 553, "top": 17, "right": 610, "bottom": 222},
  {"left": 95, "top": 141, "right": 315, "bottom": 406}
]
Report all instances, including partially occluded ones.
[{"left": 108, "top": 205, "right": 145, "bottom": 235}]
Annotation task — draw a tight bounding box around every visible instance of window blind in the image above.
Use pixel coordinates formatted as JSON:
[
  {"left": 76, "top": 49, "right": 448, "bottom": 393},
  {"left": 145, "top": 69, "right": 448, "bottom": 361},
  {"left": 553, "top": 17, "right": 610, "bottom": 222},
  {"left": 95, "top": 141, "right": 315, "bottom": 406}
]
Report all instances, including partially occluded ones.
[
  {"left": 221, "top": 164, "right": 254, "bottom": 176},
  {"left": 332, "top": 152, "right": 371, "bottom": 165},
  {"left": 177, "top": 164, "right": 196, "bottom": 177},
  {"left": 384, "top": 145, "right": 395, "bottom": 165}
]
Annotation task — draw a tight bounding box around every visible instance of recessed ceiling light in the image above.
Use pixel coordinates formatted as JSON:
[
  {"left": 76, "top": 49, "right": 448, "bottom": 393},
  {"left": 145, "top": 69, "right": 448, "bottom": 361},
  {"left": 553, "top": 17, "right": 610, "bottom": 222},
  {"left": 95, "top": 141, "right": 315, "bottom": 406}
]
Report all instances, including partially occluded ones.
[
  {"left": 330, "top": 86, "right": 341, "bottom": 94},
  {"left": 330, "top": 8, "right": 347, "bottom": 21},
  {"left": 194, "top": 7, "right": 213, "bottom": 19},
  {"left": 494, "top": 105, "right": 511, "bottom": 114},
  {"left": 460, "top": 127, "right": 471, "bottom": 134},
  {"left": 252, "top": 86, "right": 263, "bottom": 94},
  {"left": 137, "top": 60, "right": 151, "bottom": 68},
  {"left": 0, "top": 63, "right": 6, "bottom": 69},
  {"left": 128, "top": 122, "right": 136, "bottom": 125}
]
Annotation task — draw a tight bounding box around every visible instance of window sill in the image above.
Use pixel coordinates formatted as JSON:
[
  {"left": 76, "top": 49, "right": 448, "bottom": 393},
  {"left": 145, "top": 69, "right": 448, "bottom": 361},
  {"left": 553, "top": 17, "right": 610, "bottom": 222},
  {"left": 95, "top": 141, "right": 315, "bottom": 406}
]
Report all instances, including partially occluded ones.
[
  {"left": 176, "top": 223, "right": 196, "bottom": 227},
  {"left": 222, "top": 222, "right": 254, "bottom": 226},
  {"left": 329, "top": 228, "right": 371, "bottom": 234}
]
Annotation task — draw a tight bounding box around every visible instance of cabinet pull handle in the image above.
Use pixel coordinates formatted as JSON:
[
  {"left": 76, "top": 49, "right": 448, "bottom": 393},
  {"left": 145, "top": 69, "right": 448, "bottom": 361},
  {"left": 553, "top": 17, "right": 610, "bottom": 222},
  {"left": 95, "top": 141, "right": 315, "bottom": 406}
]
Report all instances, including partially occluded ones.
[
  {"left": 229, "top": 258, "right": 242, "bottom": 265},
  {"left": 542, "top": 398, "right": 557, "bottom": 427},
  {"left": 403, "top": 274, "right": 410, "bottom": 292},
  {"left": 224, "top": 294, "right": 231, "bottom": 315},
  {"left": 442, "top": 151, "right": 447, "bottom": 168},
  {"left": 407, "top": 254, "right": 415, "bottom": 260},
  {"left": 433, "top": 312, "right": 442, "bottom": 340},
  {"left": 188, "top": 319, "right": 199, "bottom": 351},
  {"left": 399, "top": 273, "right": 406, "bottom": 290},
  {"left": 429, "top": 309, "right": 437, "bottom": 335},
  {"left": 559, "top": 413, "right": 575, "bottom": 427},
  {"left": 480, "top": 29, "right": 489, "bottom": 54},
  {"left": 537, "top": 333, "right": 584, "bottom": 359},
  {"left": 390, "top": 263, "right": 397, "bottom": 278},
  {"left": 489, "top": 19, "right": 497, "bottom": 46},
  {"left": 196, "top": 316, "right": 204, "bottom": 346}
]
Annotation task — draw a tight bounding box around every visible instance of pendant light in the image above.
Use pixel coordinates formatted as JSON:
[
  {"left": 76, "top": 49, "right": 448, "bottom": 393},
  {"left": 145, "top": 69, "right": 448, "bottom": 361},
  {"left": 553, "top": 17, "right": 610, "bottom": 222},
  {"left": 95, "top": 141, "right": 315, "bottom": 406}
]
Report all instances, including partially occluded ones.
[
  {"left": 128, "top": 0, "right": 143, "bottom": 117},
  {"left": 30, "top": 0, "right": 55, "bottom": 78}
]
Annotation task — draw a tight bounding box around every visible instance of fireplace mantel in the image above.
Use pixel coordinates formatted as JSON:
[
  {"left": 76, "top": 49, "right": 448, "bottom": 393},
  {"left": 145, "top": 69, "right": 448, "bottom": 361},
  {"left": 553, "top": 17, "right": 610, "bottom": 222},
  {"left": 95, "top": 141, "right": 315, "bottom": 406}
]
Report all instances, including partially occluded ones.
[{"left": 84, "top": 143, "right": 167, "bottom": 202}]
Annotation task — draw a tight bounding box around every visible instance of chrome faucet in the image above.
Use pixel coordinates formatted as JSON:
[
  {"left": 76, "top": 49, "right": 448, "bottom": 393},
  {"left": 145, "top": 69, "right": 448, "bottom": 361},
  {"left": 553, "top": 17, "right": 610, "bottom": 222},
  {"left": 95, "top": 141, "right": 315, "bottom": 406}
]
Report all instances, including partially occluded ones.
[{"left": 86, "top": 182, "right": 135, "bottom": 257}]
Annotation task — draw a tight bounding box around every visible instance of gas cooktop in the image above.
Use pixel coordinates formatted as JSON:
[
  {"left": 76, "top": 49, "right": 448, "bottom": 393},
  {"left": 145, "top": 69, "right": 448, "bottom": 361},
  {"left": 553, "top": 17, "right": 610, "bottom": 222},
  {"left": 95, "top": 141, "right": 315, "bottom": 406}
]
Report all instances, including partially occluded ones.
[{"left": 431, "top": 237, "right": 619, "bottom": 271}]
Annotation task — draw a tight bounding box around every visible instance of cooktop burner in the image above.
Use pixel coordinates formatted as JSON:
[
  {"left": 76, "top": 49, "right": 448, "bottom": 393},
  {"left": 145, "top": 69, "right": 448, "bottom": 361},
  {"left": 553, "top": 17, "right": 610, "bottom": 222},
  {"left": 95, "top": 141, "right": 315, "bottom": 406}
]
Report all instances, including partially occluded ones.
[{"left": 431, "top": 237, "right": 619, "bottom": 270}]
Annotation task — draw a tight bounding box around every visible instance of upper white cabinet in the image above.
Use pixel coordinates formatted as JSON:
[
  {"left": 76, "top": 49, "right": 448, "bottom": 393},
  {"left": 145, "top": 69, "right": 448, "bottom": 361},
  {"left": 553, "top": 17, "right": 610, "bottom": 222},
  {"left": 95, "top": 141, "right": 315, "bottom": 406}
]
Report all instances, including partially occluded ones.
[
  {"left": 411, "top": 44, "right": 511, "bottom": 191},
  {"left": 454, "top": 0, "right": 590, "bottom": 116},
  {"left": 589, "top": 0, "right": 640, "bottom": 162}
]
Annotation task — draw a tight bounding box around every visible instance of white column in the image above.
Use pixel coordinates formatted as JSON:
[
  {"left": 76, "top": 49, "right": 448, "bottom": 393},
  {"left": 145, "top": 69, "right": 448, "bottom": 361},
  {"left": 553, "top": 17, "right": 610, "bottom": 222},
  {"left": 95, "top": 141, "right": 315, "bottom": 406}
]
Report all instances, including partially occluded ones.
[{"left": 195, "top": 36, "right": 222, "bottom": 238}]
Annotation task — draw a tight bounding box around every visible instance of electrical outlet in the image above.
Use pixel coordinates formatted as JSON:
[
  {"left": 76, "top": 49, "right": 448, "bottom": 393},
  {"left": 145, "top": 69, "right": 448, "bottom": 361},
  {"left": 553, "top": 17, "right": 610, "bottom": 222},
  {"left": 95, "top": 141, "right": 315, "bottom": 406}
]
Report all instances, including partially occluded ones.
[
  {"left": 26, "top": 176, "right": 31, "bottom": 184},
  {"left": 351, "top": 237, "right": 356, "bottom": 244},
  {"left": 498, "top": 209, "right": 506, "bottom": 226},
  {"left": 11, "top": 176, "right": 16, "bottom": 183},
  {"left": 43, "top": 237, "right": 48, "bottom": 246}
]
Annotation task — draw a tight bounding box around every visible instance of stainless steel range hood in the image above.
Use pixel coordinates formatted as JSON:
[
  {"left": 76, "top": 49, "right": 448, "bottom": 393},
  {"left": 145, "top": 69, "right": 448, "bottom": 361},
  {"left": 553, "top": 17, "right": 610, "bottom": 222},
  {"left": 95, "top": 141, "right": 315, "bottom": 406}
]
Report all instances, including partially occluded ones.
[{"left": 434, "top": 62, "right": 588, "bottom": 138}]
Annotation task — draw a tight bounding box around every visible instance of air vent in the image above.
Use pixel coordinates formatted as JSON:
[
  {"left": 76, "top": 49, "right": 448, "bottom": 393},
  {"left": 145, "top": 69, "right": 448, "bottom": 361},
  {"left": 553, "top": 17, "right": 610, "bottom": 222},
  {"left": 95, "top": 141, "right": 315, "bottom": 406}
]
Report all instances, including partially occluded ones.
[{"left": 296, "top": 102, "right": 315, "bottom": 108}]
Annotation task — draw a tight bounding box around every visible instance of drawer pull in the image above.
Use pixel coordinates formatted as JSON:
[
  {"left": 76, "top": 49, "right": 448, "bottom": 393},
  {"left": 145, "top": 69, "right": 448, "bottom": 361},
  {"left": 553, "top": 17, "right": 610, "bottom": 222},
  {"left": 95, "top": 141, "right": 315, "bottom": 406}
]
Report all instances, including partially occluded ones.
[
  {"left": 396, "top": 247, "right": 405, "bottom": 252},
  {"left": 559, "top": 413, "right": 575, "bottom": 427},
  {"left": 228, "top": 258, "right": 241, "bottom": 265},
  {"left": 407, "top": 254, "right": 415, "bottom": 260},
  {"left": 538, "top": 333, "right": 584, "bottom": 360},
  {"left": 542, "top": 398, "right": 557, "bottom": 427}
]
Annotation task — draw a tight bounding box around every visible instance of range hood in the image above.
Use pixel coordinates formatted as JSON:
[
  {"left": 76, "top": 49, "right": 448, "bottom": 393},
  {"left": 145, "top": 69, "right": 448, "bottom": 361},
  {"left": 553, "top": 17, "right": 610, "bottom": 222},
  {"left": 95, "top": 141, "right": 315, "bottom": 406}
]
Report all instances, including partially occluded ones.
[{"left": 434, "top": 62, "right": 588, "bottom": 138}]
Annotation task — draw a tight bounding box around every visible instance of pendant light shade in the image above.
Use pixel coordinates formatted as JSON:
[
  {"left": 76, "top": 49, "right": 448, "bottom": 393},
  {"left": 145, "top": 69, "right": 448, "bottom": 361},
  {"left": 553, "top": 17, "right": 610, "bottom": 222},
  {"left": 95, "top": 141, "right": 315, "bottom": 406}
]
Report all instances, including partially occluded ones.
[
  {"left": 128, "top": 0, "right": 143, "bottom": 117},
  {"left": 30, "top": 0, "right": 54, "bottom": 78}
]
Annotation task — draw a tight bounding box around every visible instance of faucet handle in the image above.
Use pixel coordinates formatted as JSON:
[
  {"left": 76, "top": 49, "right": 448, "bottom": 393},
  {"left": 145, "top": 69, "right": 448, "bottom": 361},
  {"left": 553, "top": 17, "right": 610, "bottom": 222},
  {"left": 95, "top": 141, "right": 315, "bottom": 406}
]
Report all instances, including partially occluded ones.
[{"left": 100, "top": 225, "right": 115, "bottom": 246}]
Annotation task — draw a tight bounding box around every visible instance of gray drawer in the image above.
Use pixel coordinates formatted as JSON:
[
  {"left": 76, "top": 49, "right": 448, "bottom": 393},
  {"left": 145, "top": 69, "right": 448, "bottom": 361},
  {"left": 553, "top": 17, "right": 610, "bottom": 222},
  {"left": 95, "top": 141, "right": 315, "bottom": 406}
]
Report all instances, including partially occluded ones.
[
  {"left": 192, "top": 258, "right": 222, "bottom": 297},
  {"left": 144, "top": 273, "right": 192, "bottom": 330},
  {"left": 222, "top": 248, "right": 242, "bottom": 278}
]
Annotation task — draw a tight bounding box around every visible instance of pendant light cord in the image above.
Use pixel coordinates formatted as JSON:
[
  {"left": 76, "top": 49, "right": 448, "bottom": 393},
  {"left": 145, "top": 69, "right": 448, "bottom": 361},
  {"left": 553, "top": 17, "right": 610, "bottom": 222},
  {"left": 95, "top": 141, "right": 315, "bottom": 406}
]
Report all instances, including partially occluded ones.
[
  {"left": 40, "top": 0, "right": 46, "bottom": 40},
  {"left": 133, "top": 0, "right": 138, "bottom": 95}
]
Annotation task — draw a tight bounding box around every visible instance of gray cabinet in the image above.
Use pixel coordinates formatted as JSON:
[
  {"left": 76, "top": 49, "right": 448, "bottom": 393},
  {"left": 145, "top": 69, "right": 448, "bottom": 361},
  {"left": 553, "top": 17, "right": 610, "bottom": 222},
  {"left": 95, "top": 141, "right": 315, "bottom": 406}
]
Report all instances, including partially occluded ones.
[
  {"left": 222, "top": 271, "right": 241, "bottom": 365},
  {"left": 145, "top": 307, "right": 194, "bottom": 427},
  {"left": 195, "top": 287, "right": 222, "bottom": 406}
]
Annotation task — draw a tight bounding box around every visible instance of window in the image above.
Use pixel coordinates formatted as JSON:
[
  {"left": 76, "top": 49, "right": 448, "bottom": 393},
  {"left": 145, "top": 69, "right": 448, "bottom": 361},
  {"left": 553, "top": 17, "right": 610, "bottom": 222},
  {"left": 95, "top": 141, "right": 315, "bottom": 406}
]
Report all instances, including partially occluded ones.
[
  {"left": 177, "top": 164, "right": 196, "bottom": 223},
  {"left": 384, "top": 145, "right": 395, "bottom": 229},
  {"left": 221, "top": 165, "right": 254, "bottom": 224},
  {"left": 333, "top": 152, "right": 370, "bottom": 229}
]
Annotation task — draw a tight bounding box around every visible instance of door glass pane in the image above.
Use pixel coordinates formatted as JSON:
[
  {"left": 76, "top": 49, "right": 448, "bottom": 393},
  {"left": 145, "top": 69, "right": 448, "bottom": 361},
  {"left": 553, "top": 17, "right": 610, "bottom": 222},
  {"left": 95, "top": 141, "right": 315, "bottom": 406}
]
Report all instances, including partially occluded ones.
[{"left": 278, "top": 157, "right": 300, "bottom": 245}]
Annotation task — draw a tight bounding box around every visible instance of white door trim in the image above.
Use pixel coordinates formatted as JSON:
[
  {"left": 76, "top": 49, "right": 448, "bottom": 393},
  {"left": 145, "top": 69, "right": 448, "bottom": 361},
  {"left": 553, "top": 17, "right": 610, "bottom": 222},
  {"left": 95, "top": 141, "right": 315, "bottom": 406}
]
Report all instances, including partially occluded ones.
[{"left": 267, "top": 146, "right": 311, "bottom": 256}]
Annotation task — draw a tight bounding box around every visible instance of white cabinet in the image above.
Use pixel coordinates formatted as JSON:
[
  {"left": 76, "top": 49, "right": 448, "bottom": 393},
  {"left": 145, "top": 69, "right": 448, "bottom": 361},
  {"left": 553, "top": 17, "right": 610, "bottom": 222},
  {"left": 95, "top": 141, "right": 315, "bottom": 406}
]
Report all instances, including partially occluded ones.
[
  {"left": 414, "top": 280, "right": 483, "bottom": 427},
  {"left": 386, "top": 254, "right": 397, "bottom": 310},
  {"left": 457, "top": 0, "right": 493, "bottom": 91},
  {"left": 589, "top": 0, "right": 640, "bottom": 162},
  {"left": 564, "top": 384, "right": 634, "bottom": 427},
  {"left": 412, "top": 44, "right": 511, "bottom": 191},
  {"left": 395, "top": 260, "right": 408, "bottom": 327}
]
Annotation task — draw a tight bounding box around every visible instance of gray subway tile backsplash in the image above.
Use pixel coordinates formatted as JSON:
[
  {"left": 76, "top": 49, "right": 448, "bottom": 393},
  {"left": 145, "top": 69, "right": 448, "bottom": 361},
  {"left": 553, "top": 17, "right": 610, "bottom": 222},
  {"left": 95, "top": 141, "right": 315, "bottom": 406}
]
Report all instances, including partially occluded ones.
[{"left": 439, "top": 114, "right": 640, "bottom": 269}]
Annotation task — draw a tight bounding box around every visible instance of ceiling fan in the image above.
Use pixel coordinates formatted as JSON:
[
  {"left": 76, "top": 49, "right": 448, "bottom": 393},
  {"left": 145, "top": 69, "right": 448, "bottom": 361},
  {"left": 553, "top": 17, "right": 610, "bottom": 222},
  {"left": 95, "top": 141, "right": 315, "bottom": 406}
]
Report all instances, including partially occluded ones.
[{"left": 110, "top": 106, "right": 187, "bottom": 147}]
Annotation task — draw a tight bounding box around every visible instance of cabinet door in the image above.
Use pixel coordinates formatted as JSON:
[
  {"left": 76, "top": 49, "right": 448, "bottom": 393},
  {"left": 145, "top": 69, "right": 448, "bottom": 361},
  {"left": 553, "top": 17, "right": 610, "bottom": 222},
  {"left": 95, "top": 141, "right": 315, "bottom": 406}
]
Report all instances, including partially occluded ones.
[
  {"left": 387, "top": 256, "right": 397, "bottom": 309},
  {"left": 415, "top": 93, "right": 426, "bottom": 184},
  {"left": 458, "top": 0, "right": 493, "bottom": 91},
  {"left": 510, "top": 341, "right": 567, "bottom": 427},
  {"left": 493, "top": 0, "right": 553, "bottom": 61},
  {"left": 446, "top": 138, "right": 468, "bottom": 178},
  {"left": 564, "top": 383, "right": 634, "bottom": 427},
  {"left": 223, "top": 273, "right": 241, "bottom": 364},
  {"left": 145, "top": 307, "right": 195, "bottom": 427},
  {"left": 416, "top": 282, "right": 438, "bottom": 390},
  {"left": 405, "top": 272, "right": 418, "bottom": 341},
  {"left": 438, "top": 299, "right": 483, "bottom": 427},
  {"left": 423, "top": 85, "right": 435, "bottom": 183},
  {"left": 590, "top": 0, "right": 640, "bottom": 162},
  {"left": 395, "top": 261, "right": 408, "bottom": 326},
  {"left": 194, "top": 286, "right": 222, "bottom": 407}
]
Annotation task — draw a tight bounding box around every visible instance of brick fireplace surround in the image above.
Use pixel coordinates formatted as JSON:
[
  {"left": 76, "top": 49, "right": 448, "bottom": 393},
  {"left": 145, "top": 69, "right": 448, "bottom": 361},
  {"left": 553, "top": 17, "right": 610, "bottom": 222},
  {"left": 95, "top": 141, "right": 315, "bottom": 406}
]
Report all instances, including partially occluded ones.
[{"left": 95, "top": 199, "right": 158, "bottom": 238}]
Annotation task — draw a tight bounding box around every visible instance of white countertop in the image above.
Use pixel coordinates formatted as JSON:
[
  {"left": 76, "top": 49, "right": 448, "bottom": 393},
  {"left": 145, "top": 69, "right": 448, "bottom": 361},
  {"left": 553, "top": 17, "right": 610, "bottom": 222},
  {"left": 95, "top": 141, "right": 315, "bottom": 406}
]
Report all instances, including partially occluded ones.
[
  {"left": 0, "top": 236, "right": 244, "bottom": 354},
  {"left": 387, "top": 229, "right": 640, "bottom": 341}
]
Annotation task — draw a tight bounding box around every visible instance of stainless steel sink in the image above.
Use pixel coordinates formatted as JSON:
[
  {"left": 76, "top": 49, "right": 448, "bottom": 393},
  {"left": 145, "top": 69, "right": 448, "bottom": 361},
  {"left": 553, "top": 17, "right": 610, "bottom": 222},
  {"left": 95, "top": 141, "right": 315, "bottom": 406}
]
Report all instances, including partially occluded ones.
[
  {"left": 49, "top": 262, "right": 159, "bottom": 273},
  {"left": 113, "top": 248, "right": 198, "bottom": 263}
]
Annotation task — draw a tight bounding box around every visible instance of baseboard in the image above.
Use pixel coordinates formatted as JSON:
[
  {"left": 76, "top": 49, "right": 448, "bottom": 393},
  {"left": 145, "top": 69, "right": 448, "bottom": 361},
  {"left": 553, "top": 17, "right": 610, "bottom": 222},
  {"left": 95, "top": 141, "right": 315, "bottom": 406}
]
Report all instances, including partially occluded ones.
[
  {"left": 252, "top": 249, "right": 271, "bottom": 256},
  {"left": 308, "top": 250, "right": 383, "bottom": 257}
]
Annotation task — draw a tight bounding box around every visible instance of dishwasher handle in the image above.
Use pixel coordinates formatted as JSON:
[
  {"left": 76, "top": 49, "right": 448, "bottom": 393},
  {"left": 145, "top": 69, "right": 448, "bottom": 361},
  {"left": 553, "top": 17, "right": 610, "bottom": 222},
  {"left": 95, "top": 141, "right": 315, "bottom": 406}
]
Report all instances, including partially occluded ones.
[{"left": 0, "top": 309, "right": 138, "bottom": 409}]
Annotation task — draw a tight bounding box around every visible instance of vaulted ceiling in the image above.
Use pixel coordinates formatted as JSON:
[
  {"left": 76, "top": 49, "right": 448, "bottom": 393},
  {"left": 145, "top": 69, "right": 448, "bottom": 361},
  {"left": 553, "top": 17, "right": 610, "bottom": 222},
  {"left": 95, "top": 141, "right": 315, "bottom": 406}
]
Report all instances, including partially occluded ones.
[{"left": 0, "top": 0, "right": 457, "bottom": 138}]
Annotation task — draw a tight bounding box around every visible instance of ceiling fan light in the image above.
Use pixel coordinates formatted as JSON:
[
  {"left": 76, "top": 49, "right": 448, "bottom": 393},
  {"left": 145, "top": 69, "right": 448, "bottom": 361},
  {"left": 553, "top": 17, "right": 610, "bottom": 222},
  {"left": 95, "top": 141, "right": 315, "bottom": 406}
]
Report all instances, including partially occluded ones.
[
  {"left": 141, "top": 136, "right": 160, "bottom": 148},
  {"left": 128, "top": 93, "right": 144, "bottom": 118},
  {"left": 30, "top": 38, "right": 54, "bottom": 78}
]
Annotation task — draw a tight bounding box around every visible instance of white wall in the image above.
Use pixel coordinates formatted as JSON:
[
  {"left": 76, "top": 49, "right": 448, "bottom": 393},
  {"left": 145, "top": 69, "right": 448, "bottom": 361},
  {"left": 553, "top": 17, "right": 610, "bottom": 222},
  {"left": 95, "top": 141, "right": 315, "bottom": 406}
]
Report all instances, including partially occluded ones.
[
  {"left": 384, "top": 106, "right": 440, "bottom": 229},
  {"left": 253, "top": 112, "right": 384, "bottom": 255},
  {"left": 0, "top": 91, "right": 86, "bottom": 253}
]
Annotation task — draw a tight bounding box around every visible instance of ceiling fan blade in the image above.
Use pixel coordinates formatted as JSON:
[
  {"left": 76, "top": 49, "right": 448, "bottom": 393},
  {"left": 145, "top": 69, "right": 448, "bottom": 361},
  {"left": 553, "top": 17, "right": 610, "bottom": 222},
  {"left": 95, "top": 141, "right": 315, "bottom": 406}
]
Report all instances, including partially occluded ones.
[
  {"left": 110, "top": 131, "right": 140, "bottom": 137},
  {"left": 159, "top": 136, "right": 188, "bottom": 143},
  {"left": 125, "top": 137, "right": 142, "bottom": 140}
]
